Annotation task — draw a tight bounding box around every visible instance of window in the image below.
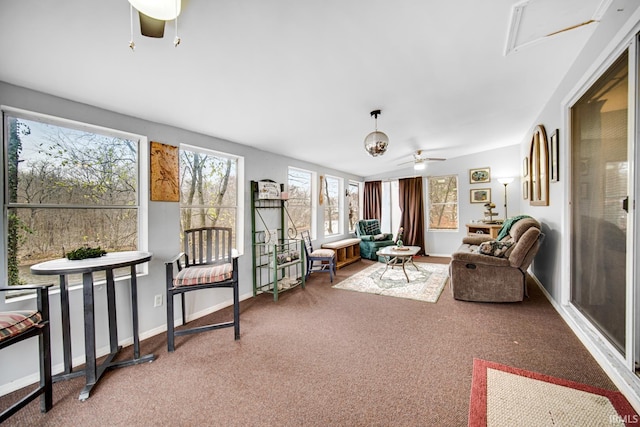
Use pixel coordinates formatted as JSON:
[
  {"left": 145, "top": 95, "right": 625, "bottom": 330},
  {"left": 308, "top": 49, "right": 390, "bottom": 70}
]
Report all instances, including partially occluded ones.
[
  {"left": 323, "top": 175, "right": 342, "bottom": 237},
  {"left": 3, "top": 108, "right": 145, "bottom": 287},
  {"left": 347, "top": 181, "right": 360, "bottom": 233},
  {"left": 179, "top": 144, "right": 242, "bottom": 249},
  {"left": 287, "top": 167, "right": 315, "bottom": 237},
  {"left": 428, "top": 175, "right": 458, "bottom": 230}
]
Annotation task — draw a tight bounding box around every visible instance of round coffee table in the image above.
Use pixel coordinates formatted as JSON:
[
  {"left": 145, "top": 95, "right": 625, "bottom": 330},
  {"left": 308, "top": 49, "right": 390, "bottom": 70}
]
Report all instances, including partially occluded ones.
[{"left": 376, "top": 245, "right": 421, "bottom": 282}]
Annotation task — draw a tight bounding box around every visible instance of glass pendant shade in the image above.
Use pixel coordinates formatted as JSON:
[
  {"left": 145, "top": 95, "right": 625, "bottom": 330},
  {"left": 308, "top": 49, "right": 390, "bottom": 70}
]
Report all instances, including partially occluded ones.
[
  {"left": 364, "top": 131, "right": 389, "bottom": 157},
  {"left": 129, "top": 0, "right": 181, "bottom": 20}
]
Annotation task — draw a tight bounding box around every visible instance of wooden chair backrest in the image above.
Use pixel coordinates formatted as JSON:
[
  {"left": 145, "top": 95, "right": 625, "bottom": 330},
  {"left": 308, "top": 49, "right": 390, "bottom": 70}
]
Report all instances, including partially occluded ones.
[{"left": 183, "top": 227, "right": 233, "bottom": 267}]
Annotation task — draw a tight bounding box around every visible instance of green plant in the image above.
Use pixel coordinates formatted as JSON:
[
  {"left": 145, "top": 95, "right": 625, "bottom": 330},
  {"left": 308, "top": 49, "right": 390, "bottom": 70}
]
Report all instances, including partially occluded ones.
[{"left": 66, "top": 246, "right": 107, "bottom": 260}]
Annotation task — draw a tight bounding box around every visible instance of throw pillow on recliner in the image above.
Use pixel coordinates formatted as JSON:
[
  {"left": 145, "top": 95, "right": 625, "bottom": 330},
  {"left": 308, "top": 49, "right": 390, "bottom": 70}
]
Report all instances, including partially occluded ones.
[
  {"left": 373, "top": 233, "right": 388, "bottom": 241},
  {"left": 364, "top": 222, "right": 379, "bottom": 235},
  {"left": 478, "top": 240, "right": 514, "bottom": 258}
]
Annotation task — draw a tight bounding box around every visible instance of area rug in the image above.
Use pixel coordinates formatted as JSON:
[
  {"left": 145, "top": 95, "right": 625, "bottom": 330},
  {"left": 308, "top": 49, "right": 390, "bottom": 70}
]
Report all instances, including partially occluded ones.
[
  {"left": 469, "top": 358, "right": 638, "bottom": 426},
  {"left": 331, "top": 261, "right": 448, "bottom": 303}
]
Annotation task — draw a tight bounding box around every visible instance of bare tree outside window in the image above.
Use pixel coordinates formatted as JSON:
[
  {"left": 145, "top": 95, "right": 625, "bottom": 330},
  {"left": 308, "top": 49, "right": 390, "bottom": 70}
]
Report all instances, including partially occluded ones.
[
  {"left": 348, "top": 181, "right": 360, "bottom": 233},
  {"left": 324, "top": 175, "right": 341, "bottom": 236},
  {"left": 4, "top": 113, "right": 139, "bottom": 287},
  {"left": 179, "top": 146, "right": 238, "bottom": 247},
  {"left": 428, "top": 175, "right": 458, "bottom": 230},
  {"left": 287, "top": 167, "right": 313, "bottom": 236}
]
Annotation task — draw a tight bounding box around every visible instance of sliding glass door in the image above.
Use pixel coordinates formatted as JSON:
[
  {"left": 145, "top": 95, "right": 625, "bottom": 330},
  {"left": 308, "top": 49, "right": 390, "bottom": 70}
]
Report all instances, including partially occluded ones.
[{"left": 570, "top": 50, "right": 629, "bottom": 354}]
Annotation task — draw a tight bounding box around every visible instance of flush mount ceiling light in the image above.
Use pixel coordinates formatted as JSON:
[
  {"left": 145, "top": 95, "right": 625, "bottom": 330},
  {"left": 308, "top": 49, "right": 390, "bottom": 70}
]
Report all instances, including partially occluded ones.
[
  {"left": 128, "top": 0, "right": 182, "bottom": 50},
  {"left": 364, "top": 110, "right": 389, "bottom": 157}
]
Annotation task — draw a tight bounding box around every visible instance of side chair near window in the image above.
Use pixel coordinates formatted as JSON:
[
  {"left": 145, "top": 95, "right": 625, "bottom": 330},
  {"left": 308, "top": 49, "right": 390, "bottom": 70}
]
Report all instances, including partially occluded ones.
[
  {"left": 354, "top": 219, "right": 395, "bottom": 260},
  {"left": 301, "top": 230, "right": 336, "bottom": 282},
  {"left": 165, "top": 227, "right": 240, "bottom": 352},
  {"left": 0, "top": 284, "right": 53, "bottom": 422}
]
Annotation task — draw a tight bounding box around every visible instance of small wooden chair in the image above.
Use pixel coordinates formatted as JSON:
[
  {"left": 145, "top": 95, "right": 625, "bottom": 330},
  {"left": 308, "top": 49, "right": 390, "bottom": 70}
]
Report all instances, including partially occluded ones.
[
  {"left": 301, "top": 230, "right": 336, "bottom": 283},
  {"left": 165, "top": 227, "right": 240, "bottom": 352},
  {"left": 0, "top": 284, "right": 53, "bottom": 422}
]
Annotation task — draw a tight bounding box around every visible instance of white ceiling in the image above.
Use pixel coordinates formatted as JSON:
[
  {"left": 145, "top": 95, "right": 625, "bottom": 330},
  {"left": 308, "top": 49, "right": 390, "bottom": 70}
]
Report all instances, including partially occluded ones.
[{"left": 0, "top": 0, "right": 612, "bottom": 177}]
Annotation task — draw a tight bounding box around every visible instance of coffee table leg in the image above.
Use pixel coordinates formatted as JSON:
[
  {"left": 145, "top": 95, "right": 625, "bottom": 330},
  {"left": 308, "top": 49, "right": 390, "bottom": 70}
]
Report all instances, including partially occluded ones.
[
  {"left": 380, "top": 256, "right": 390, "bottom": 279},
  {"left": 401, "top": 257, "right": 410, "bottom": 282}
]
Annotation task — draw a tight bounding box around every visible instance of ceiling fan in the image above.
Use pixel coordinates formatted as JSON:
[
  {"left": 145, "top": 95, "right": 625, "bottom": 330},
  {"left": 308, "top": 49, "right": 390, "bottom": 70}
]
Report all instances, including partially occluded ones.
[{"left": 398, "top": 150, "right": 446, "bottom": 170}]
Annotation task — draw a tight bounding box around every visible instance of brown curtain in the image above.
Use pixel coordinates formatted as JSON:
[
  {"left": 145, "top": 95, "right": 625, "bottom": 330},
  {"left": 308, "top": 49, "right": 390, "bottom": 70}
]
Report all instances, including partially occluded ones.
[
  {"left": 399, "top": 177, "right": 425, "bottom": 255},
  {"left": 363, "top": 181, "right": 382, "bottom": 220}
]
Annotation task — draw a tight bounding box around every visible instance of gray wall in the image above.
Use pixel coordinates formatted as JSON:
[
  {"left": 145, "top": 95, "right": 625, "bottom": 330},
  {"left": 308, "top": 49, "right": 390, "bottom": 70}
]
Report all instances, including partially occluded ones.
[
  {"left": 365, "top": 144, "right": 521, "bottom": 255},
  {"left": 519, "top": 0, "right": 640, "bottom": 300},
  {"left": 0, "top": 81, "right": 363, "bottom": 392}
]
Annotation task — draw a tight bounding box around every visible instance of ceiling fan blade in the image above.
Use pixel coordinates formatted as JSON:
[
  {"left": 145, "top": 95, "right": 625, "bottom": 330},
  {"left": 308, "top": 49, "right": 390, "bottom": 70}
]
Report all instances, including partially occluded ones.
[
  {"left": 423, "top": 157, "right": 446, "bottom": 161},
  {"left": 397, "top": 160, "right": 416, "bottom": 166},
  {"left": 139, "top": 12, "right": 166, "bottom": 38}
]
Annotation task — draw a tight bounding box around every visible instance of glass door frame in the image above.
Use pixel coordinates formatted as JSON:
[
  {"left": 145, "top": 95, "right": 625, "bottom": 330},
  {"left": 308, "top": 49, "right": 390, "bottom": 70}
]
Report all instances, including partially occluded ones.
[{"left": 561, "top": 36, "right": 637, "bottom": 375}]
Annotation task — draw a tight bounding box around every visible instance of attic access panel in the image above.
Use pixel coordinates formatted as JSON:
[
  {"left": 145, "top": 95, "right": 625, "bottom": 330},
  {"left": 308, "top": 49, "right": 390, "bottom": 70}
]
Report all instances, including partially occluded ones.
[{"left": 504, "top": 0, "right": 610, "bottom": 55}]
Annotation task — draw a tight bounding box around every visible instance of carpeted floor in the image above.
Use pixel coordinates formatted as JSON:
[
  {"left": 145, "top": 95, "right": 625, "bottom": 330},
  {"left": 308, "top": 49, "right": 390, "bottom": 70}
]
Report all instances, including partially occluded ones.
[
  {"left": 469, "top": 359, "right": 638, "bottom": 426},
  {"left": 0, "top": 257, "right": 626, "bottom": 426}
]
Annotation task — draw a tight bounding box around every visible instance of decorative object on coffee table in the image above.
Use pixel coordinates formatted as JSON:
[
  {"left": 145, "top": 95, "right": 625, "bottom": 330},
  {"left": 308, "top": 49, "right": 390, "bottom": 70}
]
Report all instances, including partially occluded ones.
[{"left": 395, "top": 227, "right": 404, "bottom": 247}]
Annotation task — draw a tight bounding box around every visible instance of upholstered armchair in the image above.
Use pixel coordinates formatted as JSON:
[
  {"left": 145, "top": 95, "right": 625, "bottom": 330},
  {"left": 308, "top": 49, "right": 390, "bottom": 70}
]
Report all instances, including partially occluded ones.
[
  {"left": 449, "top": 217, "right": 542, "bottom": 302},
  {"left": 355, "top": 219, "right": 395, "bottom": 261}
]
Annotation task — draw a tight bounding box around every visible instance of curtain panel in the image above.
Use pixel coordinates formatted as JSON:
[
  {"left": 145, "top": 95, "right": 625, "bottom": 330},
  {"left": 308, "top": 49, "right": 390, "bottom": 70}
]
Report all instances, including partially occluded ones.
[
  {"left": 363, "top": 181, "right": 382, "bottom": 220},
  {"left": 399, "top": 177, "right": 425, "bottom": 255}
]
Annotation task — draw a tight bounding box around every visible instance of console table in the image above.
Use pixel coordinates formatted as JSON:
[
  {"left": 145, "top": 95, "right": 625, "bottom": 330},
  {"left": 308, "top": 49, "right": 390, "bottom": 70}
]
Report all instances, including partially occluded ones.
[
  {"left": 466, "top": 223, "right": 502, "bottom": 239},
  {"left": 30, "top": 251, "right": 154, "bottom": 400}
]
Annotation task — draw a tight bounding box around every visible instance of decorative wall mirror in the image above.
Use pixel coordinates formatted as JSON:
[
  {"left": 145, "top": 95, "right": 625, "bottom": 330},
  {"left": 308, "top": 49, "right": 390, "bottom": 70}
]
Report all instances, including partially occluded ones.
[{"left": 529, "top": 124, "right": 549, "bottom": 206}]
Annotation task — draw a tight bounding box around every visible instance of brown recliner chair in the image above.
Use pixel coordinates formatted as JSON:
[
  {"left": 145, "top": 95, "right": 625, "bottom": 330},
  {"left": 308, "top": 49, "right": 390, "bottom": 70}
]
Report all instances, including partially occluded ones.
[{"left": 449, "top": 217, "right": 542, "bottom": 302}]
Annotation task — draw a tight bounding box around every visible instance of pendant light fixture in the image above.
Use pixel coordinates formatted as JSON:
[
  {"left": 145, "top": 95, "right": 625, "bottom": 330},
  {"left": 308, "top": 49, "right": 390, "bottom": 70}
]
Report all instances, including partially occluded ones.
[
  {"left": 128, "top": 0, "right": 182, "bottom": 49},
  {"left": 364, "top": 110, "right": 389, "bottom": 157}
]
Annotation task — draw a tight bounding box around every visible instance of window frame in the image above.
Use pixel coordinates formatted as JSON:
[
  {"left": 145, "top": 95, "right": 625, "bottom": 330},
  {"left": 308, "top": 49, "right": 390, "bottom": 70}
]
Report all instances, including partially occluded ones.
[
  {"left": 179, "top": 143, "right": 244, "bottom": 256},
  {"left": 287, "top": 166, "right": 317, "bottom": 239},
  {"left": 427, "top": 174, "right": 459, "bottom": 231},
  {"left": 323, "top": 174, "right": 343, "bottom": 237},
  {"left": 347, "top": 180, "right": 361, "bottom": 233},
  {"left": 1, "top": 106, "right": 149, "bottom": 288}
]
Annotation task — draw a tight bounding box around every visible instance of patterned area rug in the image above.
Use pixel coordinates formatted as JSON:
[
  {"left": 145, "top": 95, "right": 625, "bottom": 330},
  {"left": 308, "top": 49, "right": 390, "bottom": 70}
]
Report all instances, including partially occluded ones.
[
  {"left": 332, "top": 261, "right": 449, "bottom": 303},
  {"left": 469, "top": 359, "right": 638, "bottom": 426}
]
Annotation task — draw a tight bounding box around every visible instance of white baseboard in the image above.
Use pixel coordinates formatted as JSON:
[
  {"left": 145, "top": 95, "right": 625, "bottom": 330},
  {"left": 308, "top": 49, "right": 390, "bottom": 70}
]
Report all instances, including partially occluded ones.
[{"left": 0, "top": 290, "right": 254, "bottom": 397}]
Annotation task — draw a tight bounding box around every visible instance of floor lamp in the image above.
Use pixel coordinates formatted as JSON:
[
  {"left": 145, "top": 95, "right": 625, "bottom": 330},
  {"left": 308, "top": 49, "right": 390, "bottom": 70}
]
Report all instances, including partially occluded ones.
[{"left": 498, "top": 177, "right": 514, "bottom": 220}]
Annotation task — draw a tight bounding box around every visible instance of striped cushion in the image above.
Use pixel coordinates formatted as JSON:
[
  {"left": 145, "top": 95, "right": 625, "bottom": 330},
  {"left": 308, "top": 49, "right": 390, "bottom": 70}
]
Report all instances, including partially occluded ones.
[
  {"left": 310, "top": 249, "right": 335, "bottom": 258},
  {"left": 174, "top": 263, "right": 233, "bottom": 287},
  {"left": 0, "top": 311, "right": 42, "bottom": 342}
]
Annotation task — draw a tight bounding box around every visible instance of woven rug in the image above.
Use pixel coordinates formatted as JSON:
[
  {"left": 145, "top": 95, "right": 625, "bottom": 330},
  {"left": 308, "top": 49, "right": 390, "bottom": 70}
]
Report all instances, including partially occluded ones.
[
  {"left": 332, "top": 261, "right": 448, "bottom": 303},
  {"left": 469, "top": 358, "right": 638, "bottom": 426}
]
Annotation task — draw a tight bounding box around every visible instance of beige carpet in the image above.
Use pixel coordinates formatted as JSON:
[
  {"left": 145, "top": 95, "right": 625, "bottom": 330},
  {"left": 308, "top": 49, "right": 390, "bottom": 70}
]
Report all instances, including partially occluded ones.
[
  {"left": 332, "top": 261, "right": 448, "bottom": 303},
  {"left": 469, "top": 359, "right": 638, "bottom": 426}
]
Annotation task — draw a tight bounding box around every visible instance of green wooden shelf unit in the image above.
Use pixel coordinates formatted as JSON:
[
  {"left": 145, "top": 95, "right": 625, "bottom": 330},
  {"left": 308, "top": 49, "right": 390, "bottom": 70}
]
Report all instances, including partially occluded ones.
[{"left": 251, "top": 180, "right": 305, "bottom": 301}]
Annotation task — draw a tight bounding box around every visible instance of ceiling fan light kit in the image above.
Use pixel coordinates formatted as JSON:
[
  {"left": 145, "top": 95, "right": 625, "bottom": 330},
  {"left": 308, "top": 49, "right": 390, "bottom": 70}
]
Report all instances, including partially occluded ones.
[
  {"left": 128, "top": 0, "right": 182, "bottom": 50},
  {"left": 364, "top": 110, "right": 389, "bottom": 157},
  {"left": 413, "top": 160, "right": 426, "bottom": 171}
]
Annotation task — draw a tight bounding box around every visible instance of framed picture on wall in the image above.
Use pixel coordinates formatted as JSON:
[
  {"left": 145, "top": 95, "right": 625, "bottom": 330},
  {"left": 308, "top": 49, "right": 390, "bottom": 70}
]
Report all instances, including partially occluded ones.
[
  {"left": 470, "top": 188, "right": 491, "bottom": 203},
  {"left": 469, "top": 167, "right": 491, "bottom": 184},
  {"left": 523, "top": 180, "right": 529, "bottom": 199},
  {"left": 150, "top": 141, "right": 179, "bottom": 202},
  {"left": 523, "top": 157, "right": 529, "bottom": 177},
  {"left": 550, "top": 129, "right": 559, "bottom": 182}
]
